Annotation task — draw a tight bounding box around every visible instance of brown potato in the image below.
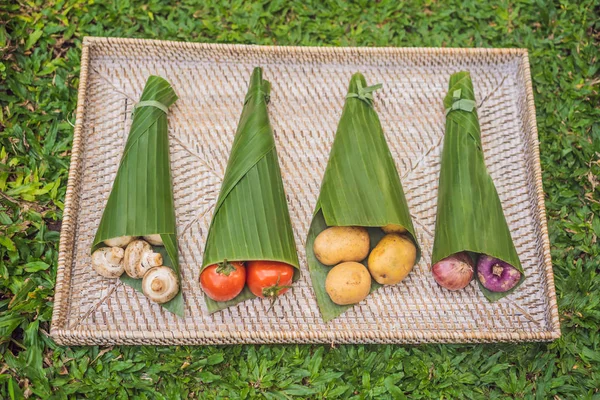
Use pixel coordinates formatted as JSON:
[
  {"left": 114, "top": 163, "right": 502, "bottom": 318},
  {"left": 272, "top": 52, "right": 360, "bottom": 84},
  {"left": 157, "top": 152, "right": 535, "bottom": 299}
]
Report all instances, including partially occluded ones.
[
  {"left": 325, "top": 262, "right": 372, "bottom": 305},
  {"left": 368, "top": 233, "right": 416, "bottom": 285},
  {"left": 381, "top": 224, "right": 407, "bottom": 234},
  {"left": 313, "top": 226, "right": 369, "bottom": 266}
]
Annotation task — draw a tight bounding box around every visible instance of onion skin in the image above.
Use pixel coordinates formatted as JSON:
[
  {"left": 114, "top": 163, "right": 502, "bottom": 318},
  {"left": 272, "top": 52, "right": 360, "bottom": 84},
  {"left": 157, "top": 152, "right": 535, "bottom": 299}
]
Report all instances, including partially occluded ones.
[
  {"left": 477, "top": 255, "right": 521, "bottom": 292},
  {"left": 432, "top": 252, "right": 474, "bottom": 290}
]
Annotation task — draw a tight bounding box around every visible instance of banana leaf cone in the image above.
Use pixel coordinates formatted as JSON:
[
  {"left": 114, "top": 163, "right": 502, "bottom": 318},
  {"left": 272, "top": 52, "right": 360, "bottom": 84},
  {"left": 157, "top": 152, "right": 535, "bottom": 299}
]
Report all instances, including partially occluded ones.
[
  {"left": 432, "top": 71, "right": 524, "bottom": 301},
  {"left": 201, "top": 67, "right": 300, "bottom": 313},
  {"left": 305, "top": 73, "right": 421, "bottom": 322},
  {"left": 91, "top": 76, "right": 183, "bottom": 316}
]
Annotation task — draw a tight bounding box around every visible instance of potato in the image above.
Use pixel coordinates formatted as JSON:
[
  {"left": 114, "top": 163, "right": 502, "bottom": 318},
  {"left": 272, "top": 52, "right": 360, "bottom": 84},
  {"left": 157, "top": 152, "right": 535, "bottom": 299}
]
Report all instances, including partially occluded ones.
[
  {"left": 381, "top": 224, "right": 407, "bottom": 234},
  {"left": 368, "top": 233, "right": 416, "bottom": 285},
  {"left": 313, "top": 226, "right": 369, "bottom": 266},
  {"left": 325, "top": 262, "right": 371, "bottom": 305}
]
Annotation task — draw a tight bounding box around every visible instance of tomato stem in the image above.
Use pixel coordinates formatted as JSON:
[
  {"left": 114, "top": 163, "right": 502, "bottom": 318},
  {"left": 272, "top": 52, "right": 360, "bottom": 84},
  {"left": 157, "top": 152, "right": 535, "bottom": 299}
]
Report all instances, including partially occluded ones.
[
  {"left": 215, "top": 259, "right": 237, "bottom": 276},
  {"left": 262, "top": 275, "right": 291, "bottom": 312}
]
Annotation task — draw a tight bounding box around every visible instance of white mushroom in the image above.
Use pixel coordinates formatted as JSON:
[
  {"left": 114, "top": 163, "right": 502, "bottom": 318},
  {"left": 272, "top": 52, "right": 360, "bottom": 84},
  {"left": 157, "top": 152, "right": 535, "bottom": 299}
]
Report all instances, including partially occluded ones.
[
  {"left": 142, "top": 266, "right": 179, "bottom": 304},
  {"left": 123, "top": 239, "right": 163, "bottom": 278},
  {"left": 143, "top": 234, "right": 163, "bottom": 246},
  {"left": 104, "top": 235, "right": 136, "bottom": 248},
  {"left": 92, "top": 247, "right": 125, "bottom": 278}
]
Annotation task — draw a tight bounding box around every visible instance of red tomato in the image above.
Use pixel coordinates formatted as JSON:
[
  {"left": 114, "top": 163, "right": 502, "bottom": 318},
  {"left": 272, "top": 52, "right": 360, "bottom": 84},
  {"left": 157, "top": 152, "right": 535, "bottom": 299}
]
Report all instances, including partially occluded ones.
[
  {"left": 246, "top": 261, "right": 294, "bottom": 301},
  {"left": 200, "top": 261, "right": 246, "bottom": 302}
]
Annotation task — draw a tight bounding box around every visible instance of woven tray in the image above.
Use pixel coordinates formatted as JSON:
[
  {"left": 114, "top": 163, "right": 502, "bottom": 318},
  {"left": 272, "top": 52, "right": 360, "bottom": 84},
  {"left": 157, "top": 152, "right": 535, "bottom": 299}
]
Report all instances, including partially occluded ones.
[{"left": 50, "top": 37, "right": 560, "bottom": 345}]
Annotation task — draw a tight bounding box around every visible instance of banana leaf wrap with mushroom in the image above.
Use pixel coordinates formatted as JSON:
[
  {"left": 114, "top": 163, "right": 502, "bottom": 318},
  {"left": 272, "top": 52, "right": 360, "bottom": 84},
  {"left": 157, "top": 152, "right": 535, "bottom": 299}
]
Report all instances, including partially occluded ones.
[
  {"left": 201, "top": 67, "right": 300, "bottom": 313},
  {"left": 91, "top": 76, "right": 183, "bottom": 316},
  {"left": 432, "top": 71, "right": 524, "bottom": 301},
  {"left": 305, "top": 73, "right": 421, "bottom": 322}
]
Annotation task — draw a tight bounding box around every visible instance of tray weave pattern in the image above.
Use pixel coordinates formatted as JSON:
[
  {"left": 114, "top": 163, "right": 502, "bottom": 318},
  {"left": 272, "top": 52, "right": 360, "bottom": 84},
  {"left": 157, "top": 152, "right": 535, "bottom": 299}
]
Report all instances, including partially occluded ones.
[{"left": 51, "top": 37, "right": 560, "bottom": 345}]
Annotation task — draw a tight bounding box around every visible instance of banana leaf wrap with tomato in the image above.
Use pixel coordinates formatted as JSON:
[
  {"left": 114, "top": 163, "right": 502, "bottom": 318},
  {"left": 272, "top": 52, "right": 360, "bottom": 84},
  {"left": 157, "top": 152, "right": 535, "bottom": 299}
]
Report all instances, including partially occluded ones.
[
  {"left": 91, "top": 76, "right": 183, "bottom": 317},
  {"left": 305, "top": 73, "right": 421, "bottom": 322},
  {"left": 432, "top": 71, "right": 524, "bottom": 301},
  {"left": 201, "top": 67, "right": 300, "bottom": 313}
]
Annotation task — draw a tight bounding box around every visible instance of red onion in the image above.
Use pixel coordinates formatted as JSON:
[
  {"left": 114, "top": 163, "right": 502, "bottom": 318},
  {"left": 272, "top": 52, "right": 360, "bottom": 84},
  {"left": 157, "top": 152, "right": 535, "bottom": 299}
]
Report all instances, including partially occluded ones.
[
  {"left": 432, "top": 252, "right": 474, "bottom": 290},
  {"left": 477, "top": 255, "right": 521, "bottom": 292}
]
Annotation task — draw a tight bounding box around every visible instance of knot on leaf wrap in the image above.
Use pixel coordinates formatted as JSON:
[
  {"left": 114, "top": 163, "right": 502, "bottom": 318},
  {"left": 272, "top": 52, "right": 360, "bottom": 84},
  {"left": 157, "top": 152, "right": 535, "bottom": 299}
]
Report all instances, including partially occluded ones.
[
  {"left": 445, "top": 89, "right": 476, "bottom": 116},
  {"left": 346, "top": 80, "right": 383, "bottom": 106},
  {"left": 133, "top": 100, "right": 169, "bottom": 114}
]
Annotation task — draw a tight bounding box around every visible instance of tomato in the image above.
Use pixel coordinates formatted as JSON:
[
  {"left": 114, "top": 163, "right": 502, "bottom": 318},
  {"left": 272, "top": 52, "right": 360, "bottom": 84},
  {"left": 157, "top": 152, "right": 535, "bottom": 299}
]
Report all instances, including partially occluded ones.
[
  {"left": 200, "top": 260, "right": 246, "bottom": 302},
  {"left": 246, "top": 261, "right": 294, "bottom": 301}
]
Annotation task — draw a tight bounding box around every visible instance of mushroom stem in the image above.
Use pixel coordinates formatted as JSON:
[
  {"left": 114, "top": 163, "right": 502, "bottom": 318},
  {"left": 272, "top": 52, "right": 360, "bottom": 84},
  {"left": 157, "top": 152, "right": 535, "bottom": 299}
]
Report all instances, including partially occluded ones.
[
  {"left": 142, "top": 251, "right": 163, "bottom": 270},
  {"left": 92, "top": 247, "right": 125, "bottom": 278},
  {"left": 124, "top": 239, "right": 163, "bottom": 278},
  {"left": 105, "top": 248, "right": 124, "bottom": 265},
  {"left": 151, "top": 278, "right": 164, "bottom": 292},
  {"left": 142, "top": 266, "right": 179, "bottom": 304}
]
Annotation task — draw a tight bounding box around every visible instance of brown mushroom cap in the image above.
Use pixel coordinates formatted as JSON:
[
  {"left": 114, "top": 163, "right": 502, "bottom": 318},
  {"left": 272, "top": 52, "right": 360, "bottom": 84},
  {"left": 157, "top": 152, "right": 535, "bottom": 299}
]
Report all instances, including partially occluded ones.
[
  {"left": 123, "top": 240, "right": 163, "bottom": 278},
  {"left": 92, "top": 247, "right": 125, "bottom": 278},
  {"left": 142, "top": 266, "right": 179, "bottom": 304}
]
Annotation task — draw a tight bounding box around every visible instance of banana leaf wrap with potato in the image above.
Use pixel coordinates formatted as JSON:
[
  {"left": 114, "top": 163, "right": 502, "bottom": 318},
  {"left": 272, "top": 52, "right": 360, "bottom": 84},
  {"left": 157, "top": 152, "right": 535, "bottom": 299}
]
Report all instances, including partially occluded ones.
[
  {"left": 91, "top": 76, "right": 183, "bottom": 316},
  {"left": 432, "top": 71, "right": 524, "bottom": 301},
  {"left": 306, "top": 73, "right": 421, "bottom": 322},
  {"left": 201, "top": 67, "right": 300, "bottom": 313}
]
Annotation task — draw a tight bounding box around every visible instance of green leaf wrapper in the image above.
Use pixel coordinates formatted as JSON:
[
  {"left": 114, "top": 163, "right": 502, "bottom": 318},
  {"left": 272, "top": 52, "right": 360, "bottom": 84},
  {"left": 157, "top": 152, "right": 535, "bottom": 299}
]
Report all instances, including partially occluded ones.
[
  {"left": 432, "top": 71, "right": 524, "bottom": 301},
  {"left": 91, "top": 76, "right": 183, "bottom": 316},
  {"left": 305, "top": 73, "right": 421, "bottom": 322},
  {"left": 201, "top": 67, "right": 300, "bottom": 313}
]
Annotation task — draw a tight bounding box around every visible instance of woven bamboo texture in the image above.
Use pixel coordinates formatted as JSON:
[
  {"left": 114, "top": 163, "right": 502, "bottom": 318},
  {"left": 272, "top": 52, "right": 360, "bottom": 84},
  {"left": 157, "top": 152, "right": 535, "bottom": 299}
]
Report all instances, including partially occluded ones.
[{"left": 50, "top": 37, "right": 560, "bottom": 345}]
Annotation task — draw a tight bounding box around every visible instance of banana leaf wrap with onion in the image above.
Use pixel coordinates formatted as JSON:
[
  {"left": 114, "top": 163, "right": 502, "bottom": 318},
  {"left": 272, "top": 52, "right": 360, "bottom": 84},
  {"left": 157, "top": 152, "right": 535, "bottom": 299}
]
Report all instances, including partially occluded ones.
[
  {"left": 91, "top": 76, "right": 183, "bottom": 316},
  {"left": 432, "top": 71, "right": 524, "bottom": 301},
  {"left": 305, "top": 73, "right": 421, "bottom": 322},
  {"left": 201, "top": 67, "right": 300, "bottom": 313}
]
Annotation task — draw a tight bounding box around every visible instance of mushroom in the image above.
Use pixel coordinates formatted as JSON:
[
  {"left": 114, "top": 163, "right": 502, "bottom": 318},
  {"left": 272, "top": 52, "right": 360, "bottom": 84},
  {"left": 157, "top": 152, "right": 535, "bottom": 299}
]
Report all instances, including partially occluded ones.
[
  {"left": 104, "top": 235, "right": 136, "bottom": 248},
  {"left": 123, "top": 239, "right": 163, "bottom": 278},
  {"left": 143, "top": 234, "right": 163, "bottom": 246},
  {"left": 142, "top": 266, "right": 179, "bottom": 304},
  {"left": 92, "top": 247, "right": 125, "bottom": 278}
]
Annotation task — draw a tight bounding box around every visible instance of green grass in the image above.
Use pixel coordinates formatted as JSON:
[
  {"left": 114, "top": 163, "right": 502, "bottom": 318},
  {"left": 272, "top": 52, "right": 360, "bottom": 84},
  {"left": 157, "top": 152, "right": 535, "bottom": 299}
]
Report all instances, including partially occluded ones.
[{"left": 1, "top": 0, "right": 599, "bottom": 398}]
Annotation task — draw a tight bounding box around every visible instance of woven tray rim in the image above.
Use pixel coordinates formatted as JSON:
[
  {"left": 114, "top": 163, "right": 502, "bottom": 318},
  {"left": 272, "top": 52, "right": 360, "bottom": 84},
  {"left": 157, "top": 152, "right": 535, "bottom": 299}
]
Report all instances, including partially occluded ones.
[{"left": 50, "top": 37, "right": 560, "bottom": 345}]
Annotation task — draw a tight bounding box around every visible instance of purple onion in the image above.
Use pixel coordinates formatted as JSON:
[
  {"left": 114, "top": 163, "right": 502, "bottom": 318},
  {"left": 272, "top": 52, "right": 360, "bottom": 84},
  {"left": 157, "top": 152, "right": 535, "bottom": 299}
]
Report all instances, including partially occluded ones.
[{"left": 477, "top": 255, "right": 521, "bottom": 292}]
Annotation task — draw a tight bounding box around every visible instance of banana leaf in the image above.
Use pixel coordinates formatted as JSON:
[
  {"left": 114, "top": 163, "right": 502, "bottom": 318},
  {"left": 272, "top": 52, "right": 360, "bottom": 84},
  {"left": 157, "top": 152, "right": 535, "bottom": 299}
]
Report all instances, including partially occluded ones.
[
  {"left": 91, "top": 76, "right": 183, "bottom": 317},
  {"left": 305, "top": 73, "right": 421, "bottom": 322},
  {"left": 201, "top": 67, "right": 300, "bottom": 313},
  {"left": 432, "top": 71, "right": 524, "bottom": 301}
]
